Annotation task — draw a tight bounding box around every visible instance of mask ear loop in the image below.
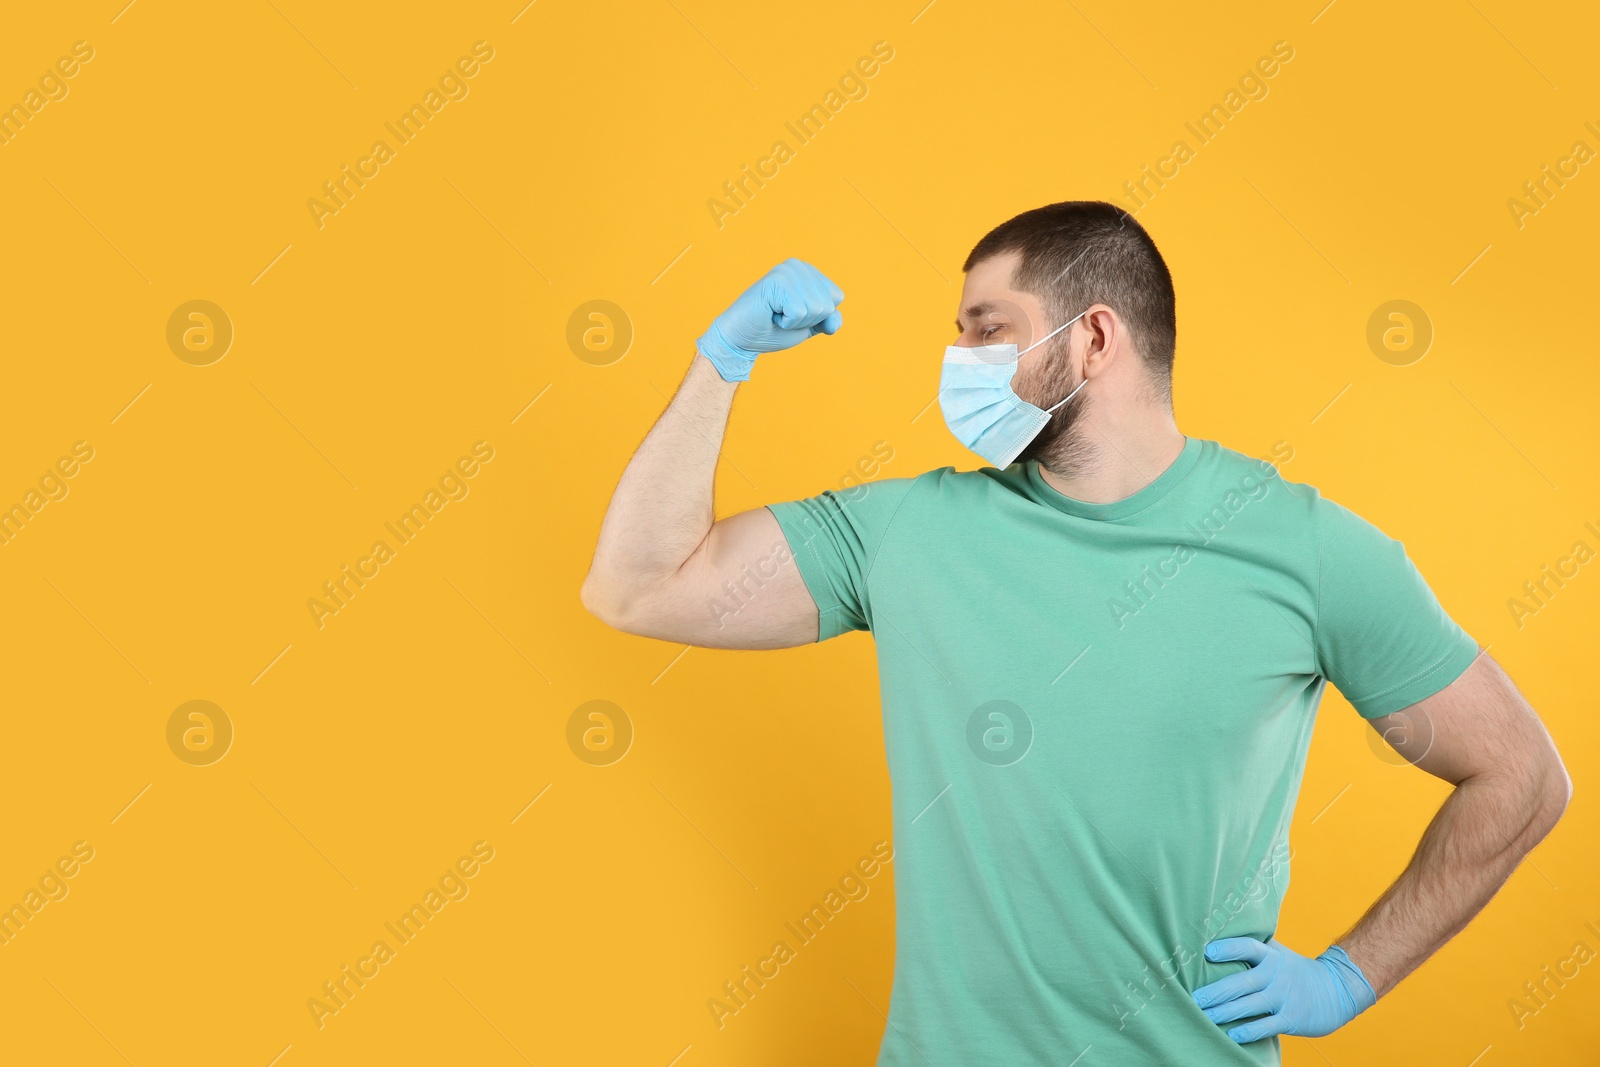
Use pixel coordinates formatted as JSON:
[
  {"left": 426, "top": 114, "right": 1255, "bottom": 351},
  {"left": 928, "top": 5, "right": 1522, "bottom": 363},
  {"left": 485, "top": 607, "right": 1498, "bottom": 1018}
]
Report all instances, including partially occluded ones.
[
  {"left": 1023, "top": 308, "right": 1090, "bottom": 414},
  {"left": 1017, "top": 309, "right": 1087, "bottom": 357},
  {"left": 1043, "top": 373, "right": 1089, "bottom": 415}
]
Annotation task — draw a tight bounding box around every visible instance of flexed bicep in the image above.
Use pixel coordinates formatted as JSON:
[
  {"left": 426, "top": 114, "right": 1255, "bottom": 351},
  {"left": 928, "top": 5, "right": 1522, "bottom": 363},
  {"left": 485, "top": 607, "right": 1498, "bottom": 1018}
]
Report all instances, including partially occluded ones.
[{"left": 602, "top": 507, "right": 821, "bottom": 650}]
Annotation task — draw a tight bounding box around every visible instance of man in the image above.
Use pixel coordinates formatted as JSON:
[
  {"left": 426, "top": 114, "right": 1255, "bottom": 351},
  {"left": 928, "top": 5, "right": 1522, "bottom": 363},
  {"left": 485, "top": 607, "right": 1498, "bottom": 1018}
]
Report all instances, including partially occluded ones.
[{"left": 581, "top": 201, "right": 1570, "bottom": 1064}]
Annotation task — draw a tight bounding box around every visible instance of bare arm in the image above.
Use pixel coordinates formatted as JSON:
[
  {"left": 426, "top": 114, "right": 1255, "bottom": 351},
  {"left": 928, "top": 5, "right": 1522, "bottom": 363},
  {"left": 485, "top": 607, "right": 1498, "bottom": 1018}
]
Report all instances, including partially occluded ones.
[
  {"left": 580, "top": 353, "right": 819, "bottom": 648},
  {"left": 581, "top": 260, "right": 846, "bottom": 649},
  {"left": 1337, "top": 650, "right": 1571, "bottom": 996}
]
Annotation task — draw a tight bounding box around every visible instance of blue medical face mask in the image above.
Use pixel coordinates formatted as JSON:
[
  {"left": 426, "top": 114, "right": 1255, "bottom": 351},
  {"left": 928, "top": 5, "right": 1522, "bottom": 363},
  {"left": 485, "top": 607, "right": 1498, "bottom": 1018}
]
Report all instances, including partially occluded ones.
[{"left": 939, "top": 310, "right": 1089, "bottom": 468}]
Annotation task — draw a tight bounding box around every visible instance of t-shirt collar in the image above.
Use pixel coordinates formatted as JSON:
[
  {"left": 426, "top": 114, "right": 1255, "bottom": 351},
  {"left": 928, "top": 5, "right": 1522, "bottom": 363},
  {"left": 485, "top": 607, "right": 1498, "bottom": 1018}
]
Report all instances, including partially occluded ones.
[{"left": 1021, "top": 436, "right": 1202, "bottom": 521}]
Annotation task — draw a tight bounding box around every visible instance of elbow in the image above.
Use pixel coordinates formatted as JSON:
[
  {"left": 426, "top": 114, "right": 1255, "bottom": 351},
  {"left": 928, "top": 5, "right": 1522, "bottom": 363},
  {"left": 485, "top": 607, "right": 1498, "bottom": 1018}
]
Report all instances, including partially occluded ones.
[
  {"left": 581, "top": 570, "right": 655, "bottom": 634},
  {"left": 1538, "top": 756, "right": 1573, "bottom": 830},
  {"left": 1513, "top": 749, "right": 1573, "bottom": 845},
  {"left": 580, "top": 571, "right": 630, "bottom": 630}
]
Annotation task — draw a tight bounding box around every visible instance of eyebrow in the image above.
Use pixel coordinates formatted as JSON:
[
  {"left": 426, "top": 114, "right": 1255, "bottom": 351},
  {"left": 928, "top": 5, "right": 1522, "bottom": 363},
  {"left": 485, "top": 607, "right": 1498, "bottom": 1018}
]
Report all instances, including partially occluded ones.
[{"left": 954, "top": 300, "right": 1003, "bottom": 332}]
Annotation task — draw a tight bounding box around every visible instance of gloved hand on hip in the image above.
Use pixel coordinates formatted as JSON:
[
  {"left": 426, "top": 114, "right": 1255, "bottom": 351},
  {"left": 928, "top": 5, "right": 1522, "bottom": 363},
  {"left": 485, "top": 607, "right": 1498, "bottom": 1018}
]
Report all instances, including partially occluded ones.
[
  {"left": 696, "top": 258, "right": 844, "bottom": 382},
  {"left": 1192, "top": 937, "right": 1378, "bottom": 1043}
]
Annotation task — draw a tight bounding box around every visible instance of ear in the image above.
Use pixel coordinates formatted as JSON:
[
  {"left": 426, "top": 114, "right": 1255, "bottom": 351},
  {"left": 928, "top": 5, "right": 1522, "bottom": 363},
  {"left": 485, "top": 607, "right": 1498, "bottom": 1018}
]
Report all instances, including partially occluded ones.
[{"left": 1080, "top": 305, "right": 1120, "bottom": 375}]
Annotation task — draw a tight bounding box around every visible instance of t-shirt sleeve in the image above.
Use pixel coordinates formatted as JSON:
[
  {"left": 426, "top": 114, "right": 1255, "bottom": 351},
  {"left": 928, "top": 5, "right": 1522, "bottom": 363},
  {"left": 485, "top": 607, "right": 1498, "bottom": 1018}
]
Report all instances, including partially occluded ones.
[
  {"left": 1313, "top": 495, "right": 1481, "bottom": 718},
  {"left": 765, "top": 476, "right": 919, "bottom": 642}
]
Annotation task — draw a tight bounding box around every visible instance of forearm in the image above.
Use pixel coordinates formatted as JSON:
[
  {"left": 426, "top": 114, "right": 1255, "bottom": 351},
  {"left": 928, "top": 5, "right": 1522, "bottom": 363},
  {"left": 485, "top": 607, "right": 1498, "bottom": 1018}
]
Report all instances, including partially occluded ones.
[
  {"left": 1336, "top": 768, "right": 1567, "bottom": 997},
  {"left": 584, "top": 353, "right": 736, "bottom": 606}
]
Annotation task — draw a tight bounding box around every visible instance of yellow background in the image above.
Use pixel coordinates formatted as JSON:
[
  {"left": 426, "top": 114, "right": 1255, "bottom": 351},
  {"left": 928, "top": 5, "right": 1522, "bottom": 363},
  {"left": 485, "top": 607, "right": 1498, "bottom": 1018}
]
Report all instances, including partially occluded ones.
[{"left": 1, "top": 0, "right": 1595, "bottom": 1063}]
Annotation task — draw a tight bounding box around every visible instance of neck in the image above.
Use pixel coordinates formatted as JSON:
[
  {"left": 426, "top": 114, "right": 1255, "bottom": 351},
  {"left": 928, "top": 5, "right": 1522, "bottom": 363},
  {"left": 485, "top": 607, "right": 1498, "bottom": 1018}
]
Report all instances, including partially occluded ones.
[{"left": 1034, "top": 404, "right": 1186, "bottom": 504}]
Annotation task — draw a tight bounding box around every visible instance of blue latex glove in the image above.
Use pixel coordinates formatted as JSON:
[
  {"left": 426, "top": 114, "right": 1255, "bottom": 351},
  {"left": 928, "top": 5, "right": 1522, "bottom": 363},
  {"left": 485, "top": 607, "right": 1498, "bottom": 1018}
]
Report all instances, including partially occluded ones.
[
  {"left": 1192, "top": 938, "right": 1377, "bottom": 1044},
  {"left": 695, "top": 258, "right": 844, "bottom": 382}
]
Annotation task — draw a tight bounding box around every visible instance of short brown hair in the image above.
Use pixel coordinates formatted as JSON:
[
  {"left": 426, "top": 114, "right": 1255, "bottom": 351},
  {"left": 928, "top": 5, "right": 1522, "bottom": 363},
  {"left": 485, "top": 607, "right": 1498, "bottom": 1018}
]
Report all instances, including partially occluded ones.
[{"left": 963, "top": 201, "right": 1177, "bottom": 400}]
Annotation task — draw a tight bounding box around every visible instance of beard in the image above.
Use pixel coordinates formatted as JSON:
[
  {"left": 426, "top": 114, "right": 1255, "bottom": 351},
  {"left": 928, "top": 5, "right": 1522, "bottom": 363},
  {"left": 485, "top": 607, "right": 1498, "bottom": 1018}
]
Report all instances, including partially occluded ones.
[{"left": 1014, "top": 339, "right": 1096, "bottom": 476}]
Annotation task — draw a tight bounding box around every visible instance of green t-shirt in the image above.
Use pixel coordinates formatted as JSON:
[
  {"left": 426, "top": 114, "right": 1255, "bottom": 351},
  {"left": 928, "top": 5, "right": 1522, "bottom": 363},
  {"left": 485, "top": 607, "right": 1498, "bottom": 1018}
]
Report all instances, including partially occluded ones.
[{"left": 766, "top": 436, "right": 1479, "bottom": 1066}]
